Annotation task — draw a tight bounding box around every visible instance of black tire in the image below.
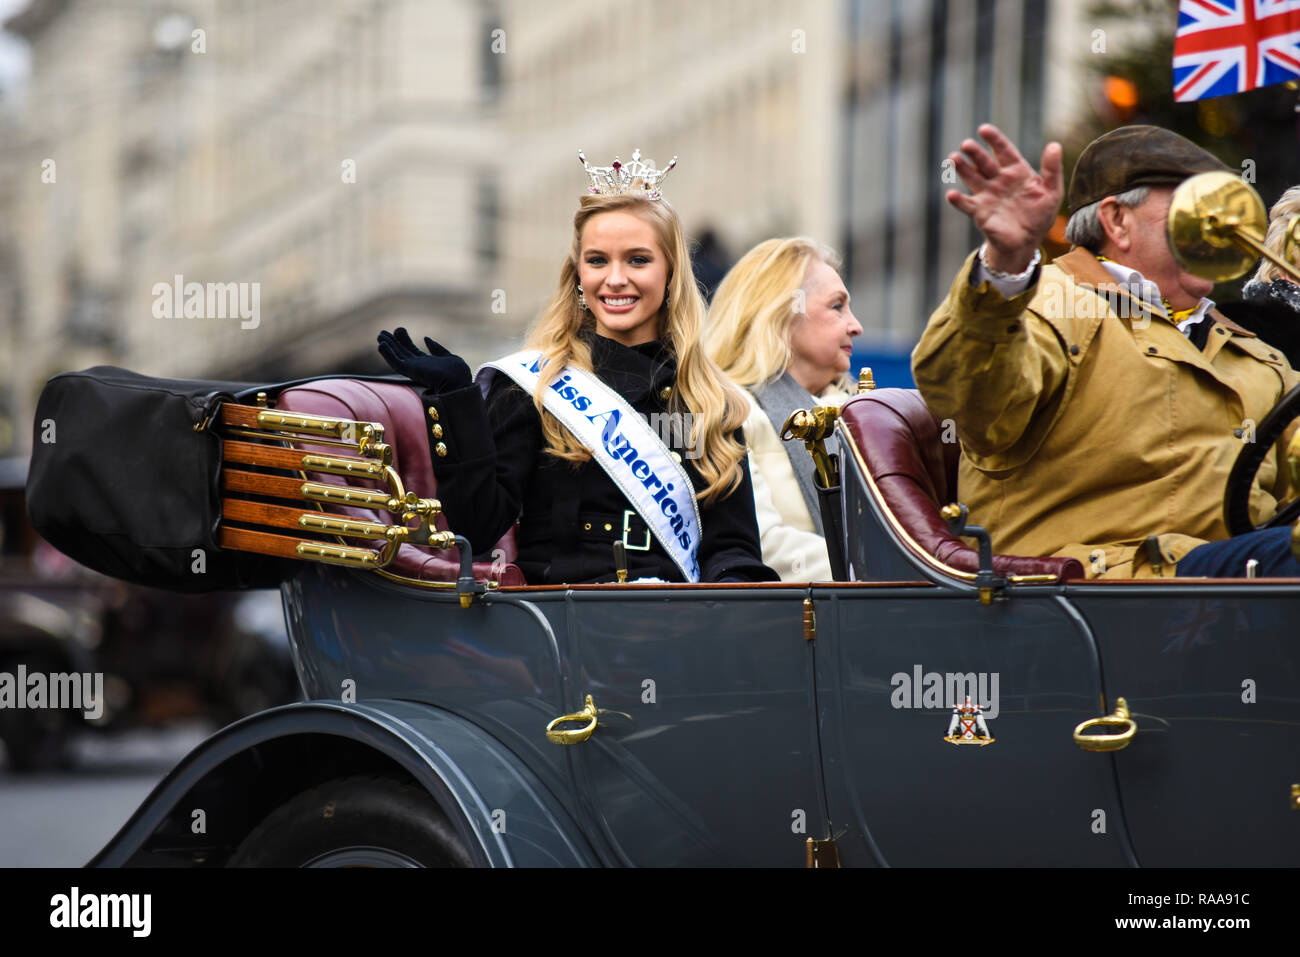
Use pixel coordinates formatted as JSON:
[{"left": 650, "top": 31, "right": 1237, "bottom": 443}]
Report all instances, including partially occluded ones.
[{"left": 226, "top": 774, "right": 475, "bottom": 868}]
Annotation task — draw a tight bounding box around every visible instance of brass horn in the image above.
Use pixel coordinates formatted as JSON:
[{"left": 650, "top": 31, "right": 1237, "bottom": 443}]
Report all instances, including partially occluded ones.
[{"left": 1168, "top": 170, "right": 1300, "bottom": 283}]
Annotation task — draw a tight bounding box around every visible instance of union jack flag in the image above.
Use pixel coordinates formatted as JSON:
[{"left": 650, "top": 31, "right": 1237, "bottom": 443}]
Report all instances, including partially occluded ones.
[{"left": 1172, "top": 0, "right": 1300, "bottom": 101}]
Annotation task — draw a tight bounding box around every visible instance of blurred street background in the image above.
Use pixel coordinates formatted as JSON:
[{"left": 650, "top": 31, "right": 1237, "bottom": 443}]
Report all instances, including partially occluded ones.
[
  {"left": 0, "top": 721, "right": 210, "bottom": 866},
  {"left": 1, "top": 0, "right": 1297, "bottom": 865}
]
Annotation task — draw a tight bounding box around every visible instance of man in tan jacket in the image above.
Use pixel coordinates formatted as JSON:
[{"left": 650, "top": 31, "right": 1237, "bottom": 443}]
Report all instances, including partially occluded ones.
[{"left": 913, "top": 124, "right": 1299, "bottom": 578}]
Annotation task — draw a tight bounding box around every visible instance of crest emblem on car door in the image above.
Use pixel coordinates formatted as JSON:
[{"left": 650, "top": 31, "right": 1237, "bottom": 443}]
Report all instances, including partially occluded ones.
[{"left": 943, "top": 696, "right": 995, "bottom": 746}]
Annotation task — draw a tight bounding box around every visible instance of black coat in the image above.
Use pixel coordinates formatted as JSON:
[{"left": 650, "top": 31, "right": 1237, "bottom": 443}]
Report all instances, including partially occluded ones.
[
  {"left": 1217, "top": 298, "right": 1300, "bottom": 369},
  {"left": 421, "top": 333, "right": 778, "bottom": 585}
]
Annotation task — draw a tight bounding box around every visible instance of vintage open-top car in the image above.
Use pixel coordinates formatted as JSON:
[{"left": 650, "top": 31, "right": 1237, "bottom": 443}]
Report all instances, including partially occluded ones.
[
  {"left": 66, "top": 371, "right": 1298, "bottom": 867},
  {"left": 32, "top": 172, "right": 1300, "bottom": 868}
]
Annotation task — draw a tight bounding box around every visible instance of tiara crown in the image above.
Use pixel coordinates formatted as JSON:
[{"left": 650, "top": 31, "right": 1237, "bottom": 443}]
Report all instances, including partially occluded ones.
[{"left": 578, "top": 148, "right": 678, "bottom": 200}]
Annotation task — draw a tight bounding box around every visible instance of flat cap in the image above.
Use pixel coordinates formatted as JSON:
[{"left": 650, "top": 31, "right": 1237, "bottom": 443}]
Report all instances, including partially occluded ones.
[{"left": 1067, "top": 125, "right": 1231, "bottom": 214}]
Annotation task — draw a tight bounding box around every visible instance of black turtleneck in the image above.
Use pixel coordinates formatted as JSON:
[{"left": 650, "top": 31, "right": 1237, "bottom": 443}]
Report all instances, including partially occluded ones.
[{"left": 417, "top": 334, "right": 776, "bottom": 585}]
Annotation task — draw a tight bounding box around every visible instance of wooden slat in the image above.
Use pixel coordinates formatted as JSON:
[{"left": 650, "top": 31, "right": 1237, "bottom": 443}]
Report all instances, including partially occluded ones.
[
  {"left": 222, "top": 498, "right": 389, "bottom": 540},
  {"left": 219, "top": 526, "right": 382, "bottom": 568},
  {"left": 223, "top": 439, "right": 388, "bottom": 480},
  {"left": 217, "top": 404, "right": 354, "bottom": 438},
  {"left": 219, "top": 526, "right": 306, "bottom": 560},
  {"left": 223, "top": 498, "right": 321, "bottom": 532},
  {"left": 218, "top": 404, "right": 265, "bottom": 429},
  {"left": 222, "top": 469, "right": 309, "bottom": 501},
  {"left": 222, "top": 469, "right": 390, "bottom": 509},
  {"left": 217, "top": 403, "right": 379, "bottom": 440},
  {"left": 223, "top": 439, "right": 313, "bottom": 472}
]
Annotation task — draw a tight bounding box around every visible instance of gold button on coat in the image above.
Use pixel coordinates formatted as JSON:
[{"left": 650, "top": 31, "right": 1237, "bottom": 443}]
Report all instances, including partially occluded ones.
[
  {"left": 434, "top": 442, "right": 448, "bottom": 457},
  {"left": 659, "top": 386, "right": 672, "bottom": 401},
  {"left": 427, "top": 406, "right": 439, "bottom": 422},
  {"left": 431, "top": 424, "right": 443, "bottom": 439}
]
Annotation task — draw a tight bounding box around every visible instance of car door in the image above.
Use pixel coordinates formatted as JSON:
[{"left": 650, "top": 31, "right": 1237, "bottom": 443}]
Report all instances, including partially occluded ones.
[
  {"left": 1077, "top": 582, "right": 1300, "bottom": 866},
  {"left": 814, "top": 586, "right": 1137, "bottom": 866},
  {"left": 555, "top": 585, "right": 827, "bottom": 866}
]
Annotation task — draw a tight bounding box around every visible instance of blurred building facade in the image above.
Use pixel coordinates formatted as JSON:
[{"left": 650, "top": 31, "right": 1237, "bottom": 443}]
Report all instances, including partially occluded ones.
[
  {"left": 5, "top": 0, "right": 503, "bottom": 386},
  {"left": 497, "top": 0, "right": 842, "bottom": 321},
  {"left": 842, "top": 0, "right": 1092, "bottom": 346},
  {"left": 0, "top": 82, "right": 19, "bottom": 457},
  {"left": 0, "top": 0, "right": 1098, "bottom": 457}
]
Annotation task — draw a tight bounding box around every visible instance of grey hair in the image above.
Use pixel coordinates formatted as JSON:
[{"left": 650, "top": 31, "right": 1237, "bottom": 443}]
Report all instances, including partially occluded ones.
[
  {"left": 1064, "top": 186, "right": 1152, "bottom": 251},
  {"left": 1252, "top": 185, "right": 1300, "bottom": 283}
]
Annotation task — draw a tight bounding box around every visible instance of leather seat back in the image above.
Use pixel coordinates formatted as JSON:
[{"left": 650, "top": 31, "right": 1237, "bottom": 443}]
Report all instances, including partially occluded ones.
[{"left": 838, "top": 389, "right": 1084, "bottom": 580}]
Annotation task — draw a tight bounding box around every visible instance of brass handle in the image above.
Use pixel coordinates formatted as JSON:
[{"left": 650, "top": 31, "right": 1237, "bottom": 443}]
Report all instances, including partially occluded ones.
[
  {"left": 779, "top": 406, "right": 842, "bottom": 489},
  {"left": 779, "top": 406, "right": 840, "bottom": 443},
  {"left": 545, "top": 694, "right": 599, "bottom": 745},
  {"left": 1073, "top": 697, "right": 1137, "bottom": 752}
]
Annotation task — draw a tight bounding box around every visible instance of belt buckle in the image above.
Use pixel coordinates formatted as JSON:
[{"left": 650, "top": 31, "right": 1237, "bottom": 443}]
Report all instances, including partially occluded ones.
[{"left": 621, "top": 510, "right": 651, "bottom": 551}]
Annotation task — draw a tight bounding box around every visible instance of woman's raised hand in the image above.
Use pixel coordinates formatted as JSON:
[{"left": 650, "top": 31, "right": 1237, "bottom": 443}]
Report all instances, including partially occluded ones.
[
  {"left": 946, "top": 123, "right": 1063, "bottom": 274},
  {"left": 377, "top": 327, "right": 472, "bottom": 391}
]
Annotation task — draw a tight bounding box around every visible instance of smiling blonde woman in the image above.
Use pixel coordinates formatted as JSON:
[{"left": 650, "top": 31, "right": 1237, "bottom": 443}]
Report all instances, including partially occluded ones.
[
  {"left": 377, "top": 152, "right": 777, "bottom": 586},
  {"left": 705, "top": 237, "right": 862, "bottom": 580}
]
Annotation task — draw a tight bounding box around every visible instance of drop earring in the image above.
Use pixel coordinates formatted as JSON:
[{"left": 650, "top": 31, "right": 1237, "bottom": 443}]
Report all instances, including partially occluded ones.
[{"left": 577, "top": 283, "right": 588, "bottom": 311}]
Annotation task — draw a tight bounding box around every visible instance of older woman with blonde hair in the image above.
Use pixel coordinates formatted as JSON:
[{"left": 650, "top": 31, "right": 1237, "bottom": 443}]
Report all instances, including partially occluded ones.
[{"left": 704, "top": 237, "right": 862, "bottom": 580}]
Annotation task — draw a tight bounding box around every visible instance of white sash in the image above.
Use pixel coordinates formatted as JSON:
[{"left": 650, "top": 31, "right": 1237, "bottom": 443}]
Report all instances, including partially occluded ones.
[{"left": 479, "top": 350, "right": 702, "bottom": 582}]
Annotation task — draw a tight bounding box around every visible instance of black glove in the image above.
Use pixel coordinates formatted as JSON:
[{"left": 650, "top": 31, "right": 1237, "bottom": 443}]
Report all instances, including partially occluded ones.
[{"left": 377, "top": 327, "right": 472, "bottom": 392}]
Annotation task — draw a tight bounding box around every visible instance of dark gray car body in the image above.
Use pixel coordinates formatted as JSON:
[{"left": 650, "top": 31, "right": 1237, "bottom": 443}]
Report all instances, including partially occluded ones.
[{"left": 91, "top": 420, "right": 1300, "bottom": 867}]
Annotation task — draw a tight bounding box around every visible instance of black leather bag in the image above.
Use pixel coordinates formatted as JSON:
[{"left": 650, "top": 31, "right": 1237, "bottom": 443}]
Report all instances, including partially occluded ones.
[{"left": 26, "top": 366, "right": 287, "bottom": 591}]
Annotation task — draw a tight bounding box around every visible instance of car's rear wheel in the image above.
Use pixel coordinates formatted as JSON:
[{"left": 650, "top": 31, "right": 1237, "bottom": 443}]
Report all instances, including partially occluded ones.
[{"left": 226, "top": 774, "right": 474, "bottom": 868}]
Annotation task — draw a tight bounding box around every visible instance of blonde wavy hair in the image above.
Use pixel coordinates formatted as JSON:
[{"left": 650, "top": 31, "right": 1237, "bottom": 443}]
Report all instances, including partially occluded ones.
[
  {"left": 1253, "top": 185, "right": 1300, "bottom": 283},
  {"left": 524, "top": 193, "right": 749, "bottom": 505},
  {"left": 704, "top": 236, "right": 845, "bottom": 390}
]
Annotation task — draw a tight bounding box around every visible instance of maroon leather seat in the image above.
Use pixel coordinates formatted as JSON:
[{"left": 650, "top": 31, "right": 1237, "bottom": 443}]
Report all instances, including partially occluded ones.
[
  {"left": 275, "top": 379, "right": 526, "bottom": 586},
  {"left": 838, "top": 389, "right": 1084, "bottom": 581}
]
